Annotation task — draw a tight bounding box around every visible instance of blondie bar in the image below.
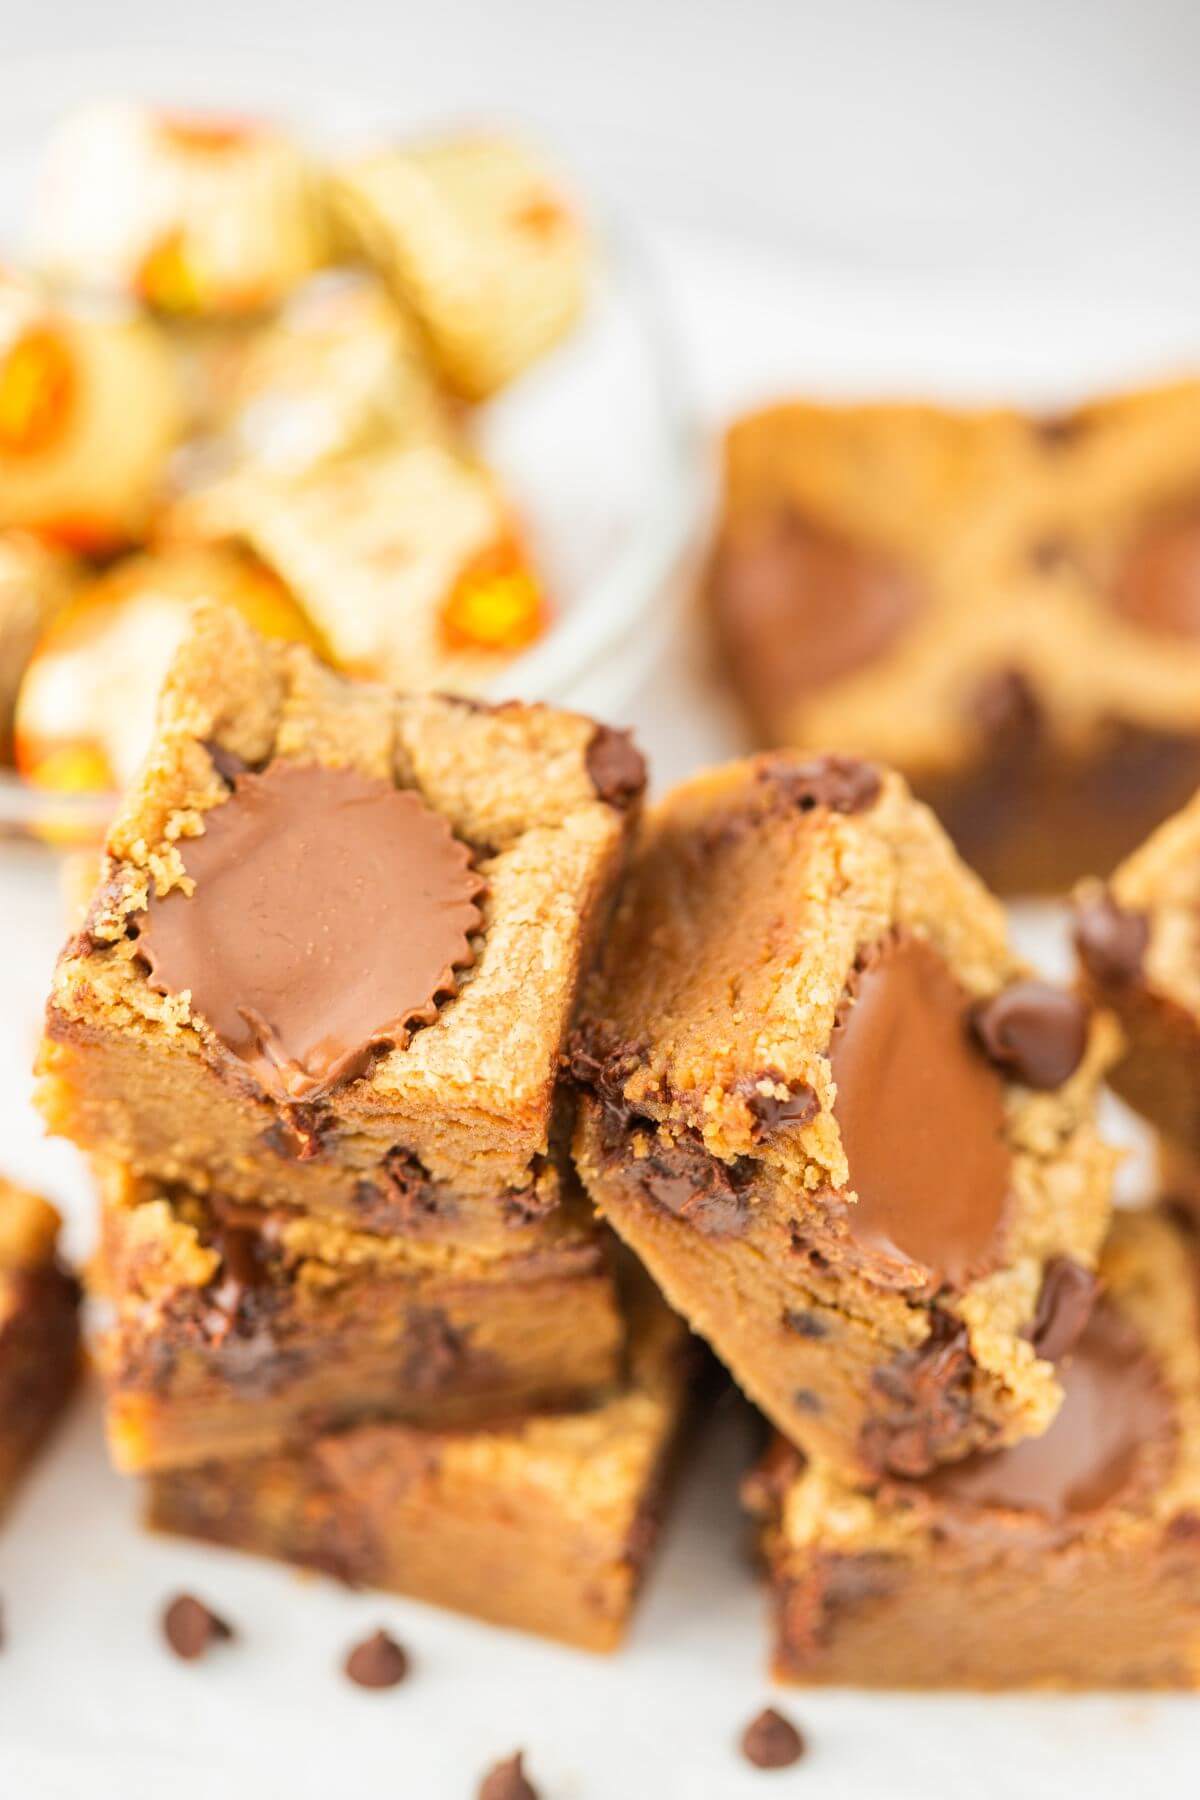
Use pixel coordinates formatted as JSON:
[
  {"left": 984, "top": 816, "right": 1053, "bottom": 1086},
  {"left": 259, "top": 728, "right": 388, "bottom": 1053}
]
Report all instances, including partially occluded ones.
[
  {"left": 93, "top": 1158, "right": 623, "bottom": 1472},
  {"left": 0, "top": 1177, "right": 79, "bottom": 1511},
  {"left": 1075, "top": 784, "right": 1200, "bottom": 1157},
  {"left": 746, "top": 1208, "right": 1200, "bottom": 1689},
  {"left": 711, "top": 384, "right": 1200, "bottom": 892},
  {"left": 573, "top": 753, "right": 1116, "bottom": 1482},
  {"left": 39, "top": 599, "right": 644, "bottom": 1235},
  {"left": 146, "top": 1279, "right": 696, "bottom": 1651}
]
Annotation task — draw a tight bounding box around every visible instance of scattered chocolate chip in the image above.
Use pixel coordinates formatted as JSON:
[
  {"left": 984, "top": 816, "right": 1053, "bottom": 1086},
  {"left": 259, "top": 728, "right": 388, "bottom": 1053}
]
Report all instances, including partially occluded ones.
[
  {"left": 343, "top": 1628, "right": 409, "bottom": 1689},
  {"left": 1074, "top": 893, "right": 1150, "bottom": 986},
  {"left": 478, "top": 1750, "right": 539, "bottom": 1800},
  {"left": 1029, "top": 1257, "right": 1100, "bottom": 1362},
  {"left": 161, "top": 1593, "right": 234, "bottom": 1661},
  {"left": 1166, "top": 1510, "right": 1200, "bottom": 1543},
  {"left": 782, "top": 1308, "right": 828, "bottom": 1340},
  {"left": 740, "top": 1706, "right": 806, "bottom": 1770},
  {"left": 792, "top": 1387, "right": 823, "bottom": 1414},
  {"left": 760, "top": 754, "right": 881, "bottom": 816},
  {"left": 586, "top": 725, "right": 647, "bottom": 808},
  {"left": 970, "top": 981, "right": 1089, "bottom": 1090},
  {"left": 739, "top": 1071, "right": 819, "bottom": 1137}
]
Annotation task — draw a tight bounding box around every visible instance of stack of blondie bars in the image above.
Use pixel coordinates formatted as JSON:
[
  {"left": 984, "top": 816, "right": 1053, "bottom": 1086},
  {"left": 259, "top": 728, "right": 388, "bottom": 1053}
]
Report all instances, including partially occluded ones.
[
  {"left": 35, "top": 596, "right": 1200, "bottom": 1690},
  {"left": 36, "top": 600, "right": 696, "bottom": 1652},
  {"left": 570, "top": 751, "right": 1200, "bottom": 1688}
]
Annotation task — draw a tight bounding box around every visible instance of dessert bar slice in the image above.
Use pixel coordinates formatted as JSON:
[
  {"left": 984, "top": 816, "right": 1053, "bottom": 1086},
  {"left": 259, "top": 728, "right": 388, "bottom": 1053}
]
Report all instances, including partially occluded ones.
[
  {"left": 93, "top": 1158, "right": 623, "bottom": 1472},
  {"left": 745, "top": 1208, "right": 1200, "bottom": 1689},
  {"left": 1075, "top": 785, "right": 1200, "bottom": 1157},
  {"left": 711, "top": 384, "right": 1200, "bottom": 892},
  {"left": 146, "top": 1279, "right": 697, "bottom": 1652},
  {"left": 0, "top": 1176, "right": 80, "bottom": 1511},
  {"left": 573, "top": 753, "right": 1116, "bottom": 1483},
  {"left": 39, "top": 599, "right": 644, "bottom": 1234}
]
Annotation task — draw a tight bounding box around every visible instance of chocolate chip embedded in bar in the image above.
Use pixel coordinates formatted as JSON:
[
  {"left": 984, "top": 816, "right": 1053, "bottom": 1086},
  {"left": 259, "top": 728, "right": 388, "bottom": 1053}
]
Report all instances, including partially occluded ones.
[
  {"left": 573, "top": 753, "right": 1117, "bottom": 1484},
  {"left": 969, "top": 981, "right": 1090, "bottom": 1090},
  {"left": 1074, "top": 891, "right": 1150, "bottom": 987},
  {"left": 710, "top": 387, "right": 1200, "bottom": 894}
]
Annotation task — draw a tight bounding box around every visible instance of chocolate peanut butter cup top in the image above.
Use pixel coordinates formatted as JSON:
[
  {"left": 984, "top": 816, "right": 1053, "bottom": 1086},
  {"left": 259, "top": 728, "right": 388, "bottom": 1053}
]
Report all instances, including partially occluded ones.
[
  {"left": 714, "top": 510, "right": 920, "bottom": 707},
  {"left": 1112, "top": 509, "right": 1200, "bottom": 638},
  {"left": 828, "top": 932, "right": 1011, "bottom": 1290},
  {"left": 924, "top": 1300, "right": 1173, "bottom": 1517},
  {"left": 140, "top": 761, "right": 484, "bottom": 1103}
]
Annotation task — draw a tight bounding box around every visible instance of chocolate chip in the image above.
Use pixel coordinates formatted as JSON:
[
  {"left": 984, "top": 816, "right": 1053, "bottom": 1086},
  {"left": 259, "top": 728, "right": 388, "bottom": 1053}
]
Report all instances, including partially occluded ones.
[
  {"left": 739, "top": 1707, "right": 806, "bottom": 1770},
  {"left": 586, "top": 725, "right": 646, "bottom": 808},
  {"left": 343, "top": 1628, "right": 409, "bottom": 1689},
  {"left": 637, "top": 1138, "right": 755, "bottom": 1236},
  {"left": 973, "top": 667, "right": 1041, "bottom": 741},
  {"left": 760, "top": 754, "right": 881, "bottom": 815},
  {"left": 402, "top": 1308, "right": 470, "bottom": 1393},
  {"left": 1075, "top": 893, "right": 1150, "bottom": 986},
  {"left": 792, "top": 1387, "right": 823, "bottom": 1414},
  {"left": 564, "top": 1028, "right": 648, "bottom": 1131},
  {"left": 161, "top": 1593, "right": 234, "bottom": 1660},
  {"left": 1029, "top": 1257, "right": 1100, "bottom": 1362},
  {"left": 478, "top": 1751, "right": 538, "bottom": 1800},
  {"left": 970, "top": 981, "right": 1089, "bottom": 1090},
  {"left": 864, "top": 1313, "right": 975, "bottom": 1478},
  {"left": 1032, "top": 410, "right": 1087, "bottom": 450},
  {"left": 204, "top": 740, "right": 252, "bottom": 789},
  {"left": 739, "top": 1071, "right": 819, "bottom": 1137},
  {"left": 782, "top": 1308, "right": 828, "bottom": 1339},
  {"left": 1027, "top": 537, "right": 1077, "bottom": 577}
]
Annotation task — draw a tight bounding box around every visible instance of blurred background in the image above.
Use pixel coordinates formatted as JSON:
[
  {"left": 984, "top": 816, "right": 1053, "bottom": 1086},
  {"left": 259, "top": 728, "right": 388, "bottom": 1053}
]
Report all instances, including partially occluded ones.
[{"left": 8, "top": 0, "right": 1200, "bottom": 285}]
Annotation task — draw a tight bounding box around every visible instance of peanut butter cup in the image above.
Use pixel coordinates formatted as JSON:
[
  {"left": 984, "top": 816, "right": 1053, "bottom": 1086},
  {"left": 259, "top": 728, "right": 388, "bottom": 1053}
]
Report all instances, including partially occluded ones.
[{"left": 140, "top": 760, "right": 484, "bottom": 1103}]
